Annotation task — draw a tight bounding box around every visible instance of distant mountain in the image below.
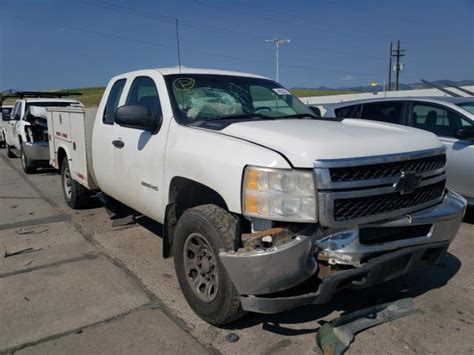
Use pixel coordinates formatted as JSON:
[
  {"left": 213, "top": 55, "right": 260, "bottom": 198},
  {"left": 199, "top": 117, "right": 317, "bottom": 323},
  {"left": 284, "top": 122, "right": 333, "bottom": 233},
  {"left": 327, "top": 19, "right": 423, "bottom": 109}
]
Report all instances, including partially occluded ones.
[{"left": 292, "top": 79, "right": 474, "bottom": 93}]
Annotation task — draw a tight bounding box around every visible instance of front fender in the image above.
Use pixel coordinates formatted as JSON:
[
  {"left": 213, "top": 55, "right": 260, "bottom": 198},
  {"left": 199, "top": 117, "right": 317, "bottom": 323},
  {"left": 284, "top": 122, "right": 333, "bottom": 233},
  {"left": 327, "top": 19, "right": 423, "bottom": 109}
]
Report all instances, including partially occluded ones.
[{"left": 164, "top": 123, "right": 291, "bottom": 215}]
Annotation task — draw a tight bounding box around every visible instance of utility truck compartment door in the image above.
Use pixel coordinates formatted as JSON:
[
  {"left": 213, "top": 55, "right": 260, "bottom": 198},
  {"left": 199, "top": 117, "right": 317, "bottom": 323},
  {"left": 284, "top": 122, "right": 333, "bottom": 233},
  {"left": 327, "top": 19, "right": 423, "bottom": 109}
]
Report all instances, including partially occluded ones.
[
  {"left": 47, "top": 107, "right": 98, "bottom": 190},
  {"left": 51, "top": 111, "right": 72, "bottom": 142}
]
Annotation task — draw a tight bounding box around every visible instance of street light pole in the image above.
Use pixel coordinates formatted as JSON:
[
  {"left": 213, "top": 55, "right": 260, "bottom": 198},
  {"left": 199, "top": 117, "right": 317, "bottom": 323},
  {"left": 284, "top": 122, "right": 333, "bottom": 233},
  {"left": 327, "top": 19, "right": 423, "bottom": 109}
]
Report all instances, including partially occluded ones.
[{"left": 265, "top": 38, "right": 290, "bottom": 82}]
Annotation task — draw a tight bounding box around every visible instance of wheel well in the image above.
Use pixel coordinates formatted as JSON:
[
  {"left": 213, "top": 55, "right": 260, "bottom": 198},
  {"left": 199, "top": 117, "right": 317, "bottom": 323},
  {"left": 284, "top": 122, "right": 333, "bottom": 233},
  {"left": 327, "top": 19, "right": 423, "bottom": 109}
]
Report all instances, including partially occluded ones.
[
  {"left": 163, "top": 177, "right": 229, "bottom": 258},
  {"left": 57, "top": 148, "right": 67, "bottom": 168}
]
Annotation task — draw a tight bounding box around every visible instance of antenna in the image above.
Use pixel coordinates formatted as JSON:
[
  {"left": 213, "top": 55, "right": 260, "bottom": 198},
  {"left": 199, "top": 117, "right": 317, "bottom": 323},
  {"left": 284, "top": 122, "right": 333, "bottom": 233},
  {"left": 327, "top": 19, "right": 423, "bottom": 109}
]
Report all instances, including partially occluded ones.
[{"left": 175, "top": 19, "right": 182, "bottom": 74}]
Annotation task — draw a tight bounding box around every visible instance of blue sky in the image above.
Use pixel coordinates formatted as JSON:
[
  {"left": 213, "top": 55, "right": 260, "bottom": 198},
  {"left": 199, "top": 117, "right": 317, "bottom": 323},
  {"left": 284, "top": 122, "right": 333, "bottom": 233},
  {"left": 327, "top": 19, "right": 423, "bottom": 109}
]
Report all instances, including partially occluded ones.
[{"left": 1, "top": 0, "right": 473, "bottom": 90}]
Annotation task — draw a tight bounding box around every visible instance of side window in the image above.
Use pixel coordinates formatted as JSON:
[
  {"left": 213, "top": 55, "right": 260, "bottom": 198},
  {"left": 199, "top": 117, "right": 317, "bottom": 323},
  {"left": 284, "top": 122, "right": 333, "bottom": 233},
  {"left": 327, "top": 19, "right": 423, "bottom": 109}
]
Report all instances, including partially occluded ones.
[
  {"left": 126, "top": 76, "right": 162, "bottom": 119},
  {"left": 103, "top": 79, "right": 126, "bottom": 124},
  {"left": 360, "top": 102, "right": 403, "bottom": 124},
  {"left": 410, "top": 103, "right": 472, "bottom": 138},
  {"left": 18, "top": 102, "right": 24, "bottom": 119},
  {"left": 335, "top": 104, "right": 361, "bottom": 118},
  {"left": 11, "top": 103, "right": 19, "bottom": 118}
]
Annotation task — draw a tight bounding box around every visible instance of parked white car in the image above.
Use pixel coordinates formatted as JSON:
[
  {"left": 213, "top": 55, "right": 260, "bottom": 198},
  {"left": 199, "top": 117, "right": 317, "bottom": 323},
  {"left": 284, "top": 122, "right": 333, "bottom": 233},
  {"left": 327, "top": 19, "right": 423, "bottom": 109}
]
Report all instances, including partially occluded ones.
[
  {"left": 318, "top": 97, "right": 474, "bottom": 205},
  {"left": 46, "top": 68, "right": 465, "bottom": 325},
  {"left": 3, "top": 98, "right": 82, "bottom": 173}
]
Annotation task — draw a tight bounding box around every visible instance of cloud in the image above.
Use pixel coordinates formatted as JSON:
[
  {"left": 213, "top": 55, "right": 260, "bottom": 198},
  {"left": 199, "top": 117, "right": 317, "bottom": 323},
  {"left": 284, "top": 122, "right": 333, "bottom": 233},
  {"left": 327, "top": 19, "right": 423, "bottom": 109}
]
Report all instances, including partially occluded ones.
[{"left": 340, "top": 74, "right": 354, "bottom": 81}]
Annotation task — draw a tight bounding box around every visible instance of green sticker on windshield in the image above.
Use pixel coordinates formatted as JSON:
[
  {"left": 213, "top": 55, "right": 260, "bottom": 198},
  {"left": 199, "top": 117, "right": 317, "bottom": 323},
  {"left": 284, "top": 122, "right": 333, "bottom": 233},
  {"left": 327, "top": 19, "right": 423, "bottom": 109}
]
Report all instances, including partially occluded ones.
[{"left": 173, "top": 78, "right": 195, "bottom": 90}]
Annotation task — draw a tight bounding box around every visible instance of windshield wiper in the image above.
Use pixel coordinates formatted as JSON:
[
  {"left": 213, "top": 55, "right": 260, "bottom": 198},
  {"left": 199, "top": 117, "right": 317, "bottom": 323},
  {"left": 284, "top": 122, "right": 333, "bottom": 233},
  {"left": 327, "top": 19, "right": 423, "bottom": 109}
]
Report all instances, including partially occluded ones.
[
  {"left": 187, "top": 113, "right": 274, "bottom": 127},
  {"left": 213, "top": 113, "right": 275, "bottom": 120},
  {"left": 279, "top": 113, "right": 318, "bottom": 119}
]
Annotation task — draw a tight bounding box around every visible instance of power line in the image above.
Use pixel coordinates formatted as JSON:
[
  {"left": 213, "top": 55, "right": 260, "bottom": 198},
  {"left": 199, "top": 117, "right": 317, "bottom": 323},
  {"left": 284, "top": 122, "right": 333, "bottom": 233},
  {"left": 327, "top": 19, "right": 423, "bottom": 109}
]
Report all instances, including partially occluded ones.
[
  {"left": 81, "top": 0, "right": 388, "bottom": 63},
  {"left": 7, "top": 15, "right": 380, "bottom": 78},
  {"left": 195, "top": 0, "right": 474, "bottom": 54}
]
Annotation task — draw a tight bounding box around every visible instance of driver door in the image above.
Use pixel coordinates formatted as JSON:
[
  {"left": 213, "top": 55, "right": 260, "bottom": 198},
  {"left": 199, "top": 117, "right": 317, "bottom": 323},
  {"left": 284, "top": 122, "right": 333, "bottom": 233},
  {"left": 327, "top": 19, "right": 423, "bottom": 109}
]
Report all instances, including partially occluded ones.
[
  {"left": 408, "top": 102, "right": 474, "bottom": 199},
  {"left": 5, "top": 102, "right": 19, "bottom": 147}
]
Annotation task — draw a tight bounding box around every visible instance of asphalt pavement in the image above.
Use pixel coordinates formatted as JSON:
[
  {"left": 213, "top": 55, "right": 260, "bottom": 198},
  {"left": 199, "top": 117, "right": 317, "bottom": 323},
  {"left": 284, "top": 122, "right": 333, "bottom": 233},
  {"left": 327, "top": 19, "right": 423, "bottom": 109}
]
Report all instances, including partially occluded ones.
[{"left": 1, "top": 151, "right": 473, "bottom": 354}]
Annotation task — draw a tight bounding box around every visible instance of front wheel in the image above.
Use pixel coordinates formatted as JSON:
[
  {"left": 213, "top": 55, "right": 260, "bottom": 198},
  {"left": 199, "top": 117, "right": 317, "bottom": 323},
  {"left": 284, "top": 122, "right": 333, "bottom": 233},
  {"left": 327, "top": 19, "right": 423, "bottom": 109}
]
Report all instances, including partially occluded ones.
[
  {"left": 21, "top": 147, "right": 36, "bottom": 174},
  {"left": 173, "top": 205, "right": 245, "bottom": 326},
  {"left": 61, "top": 158, "right": 90, "bottom": 209},
  {"left": 6, "top": 144, "right": 15, "bottom": 158}
]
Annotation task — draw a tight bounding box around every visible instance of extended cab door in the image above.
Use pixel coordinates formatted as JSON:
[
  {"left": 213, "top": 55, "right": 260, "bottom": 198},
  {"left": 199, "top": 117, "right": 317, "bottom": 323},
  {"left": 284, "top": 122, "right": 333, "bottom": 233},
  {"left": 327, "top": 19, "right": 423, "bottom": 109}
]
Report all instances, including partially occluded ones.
[
  {"left": 91, "top": 77, "right": 127, "bottom": 199},
  {"left": 109, "top": 73, "right": 168, "bottom": 221}
]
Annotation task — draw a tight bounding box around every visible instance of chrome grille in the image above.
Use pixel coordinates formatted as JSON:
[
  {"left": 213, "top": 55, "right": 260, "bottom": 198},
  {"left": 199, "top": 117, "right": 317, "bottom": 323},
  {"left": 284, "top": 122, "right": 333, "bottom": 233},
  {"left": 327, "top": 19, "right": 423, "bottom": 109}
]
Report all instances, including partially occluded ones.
[
  {"left": 314, "top": 147, "right": 447, "bottom": 227},
  {"left": 333, "top": 180, "right": 445, "bottom": 222},
  {"left": 329, "top": 154, "right": 446, "bottom": 182}
]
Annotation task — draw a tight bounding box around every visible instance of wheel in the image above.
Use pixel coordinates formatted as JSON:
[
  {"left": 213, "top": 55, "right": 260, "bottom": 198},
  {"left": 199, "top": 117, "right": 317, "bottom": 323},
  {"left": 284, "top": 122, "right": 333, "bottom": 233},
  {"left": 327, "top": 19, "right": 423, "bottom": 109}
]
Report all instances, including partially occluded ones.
[
  {"left": 21, "top": 146, "right": 36, "bottom": 174},
  {"left": 6, "top": 144, "right": 15, "bottom": 158},
  {"left": 61, "top": 158, "right": 90, "bottom": 209},
  {"left": 173, "top": 205, "right": 245, "bottom": 326}
]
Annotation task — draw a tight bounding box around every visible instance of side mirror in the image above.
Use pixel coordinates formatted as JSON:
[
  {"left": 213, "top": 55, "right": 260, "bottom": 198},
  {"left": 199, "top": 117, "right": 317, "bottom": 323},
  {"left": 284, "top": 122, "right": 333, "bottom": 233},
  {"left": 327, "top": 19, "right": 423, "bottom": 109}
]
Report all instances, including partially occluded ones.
[
  {"left": 1, "top": 109, "right": 11, "bottom": 120},
  {"left": 454, "top": 126, "right": 474, "bottom": 140},
  {"left": 309, "top": 106, "right": 321, "bottom": 117},
  {"left": 115, "top": 105, "right": 159, "bottom": 130}
]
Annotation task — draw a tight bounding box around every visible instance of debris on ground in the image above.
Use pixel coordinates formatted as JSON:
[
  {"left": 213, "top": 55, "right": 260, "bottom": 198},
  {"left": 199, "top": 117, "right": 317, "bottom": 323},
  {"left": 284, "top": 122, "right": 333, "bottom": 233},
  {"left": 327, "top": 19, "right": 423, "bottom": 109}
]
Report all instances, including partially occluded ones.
[
  {"left": 16, "top": 226, "right": 49, "bottom": 235},
  {"left": 4, "top": 247, "right": 42, "bottom": 258},
  {"left": 225, "top": 333, "right": 240, "bottom": 343},
  {"left": 316, "top": 298, "right": 420, "bottom": 355}
]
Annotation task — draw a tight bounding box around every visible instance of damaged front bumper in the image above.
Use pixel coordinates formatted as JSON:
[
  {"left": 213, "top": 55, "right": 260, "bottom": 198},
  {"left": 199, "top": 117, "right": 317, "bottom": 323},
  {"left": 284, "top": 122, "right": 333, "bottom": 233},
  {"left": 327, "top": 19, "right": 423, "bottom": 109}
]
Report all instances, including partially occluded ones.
[
  {"left": 22, "top": 141, "right": 50, "bottom": 161},
  {"left": 219, "top": 190, "right": 466, "bottom": 313}
]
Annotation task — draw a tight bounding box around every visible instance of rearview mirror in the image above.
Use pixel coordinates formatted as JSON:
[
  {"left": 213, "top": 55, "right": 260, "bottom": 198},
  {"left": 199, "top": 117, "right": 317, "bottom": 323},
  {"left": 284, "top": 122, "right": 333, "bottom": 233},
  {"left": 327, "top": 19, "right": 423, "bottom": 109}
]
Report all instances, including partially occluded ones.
[
  {"left": 454, "top": 126, "right": 474, "bottom": 140},
  {"left": 115, "top": 105, "right": 159, "bottom": 130}
]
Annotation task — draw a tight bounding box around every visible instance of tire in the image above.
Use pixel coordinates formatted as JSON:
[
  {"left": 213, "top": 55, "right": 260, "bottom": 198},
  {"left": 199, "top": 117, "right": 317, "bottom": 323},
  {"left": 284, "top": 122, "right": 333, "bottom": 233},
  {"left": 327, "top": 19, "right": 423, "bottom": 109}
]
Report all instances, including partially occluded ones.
[
  {"left": 173, "top": 205, "right": 245, "bottom": 326},
  {"left": 61, "top": 158, "right": 90, "bottom": 209},
  {"left": 6, "top": 144, "right": 15, "bottom": 158},
  {"left": 21, "top": 146, "right": 36, "bottom": 174}
]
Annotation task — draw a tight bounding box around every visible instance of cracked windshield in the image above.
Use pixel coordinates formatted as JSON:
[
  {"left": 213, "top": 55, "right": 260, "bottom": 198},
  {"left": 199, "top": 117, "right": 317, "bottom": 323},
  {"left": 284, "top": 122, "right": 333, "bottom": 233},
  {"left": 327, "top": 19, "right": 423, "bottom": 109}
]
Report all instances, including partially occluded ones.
[{"left": 166, "top": 74, "right": 313, "bottom": 123}]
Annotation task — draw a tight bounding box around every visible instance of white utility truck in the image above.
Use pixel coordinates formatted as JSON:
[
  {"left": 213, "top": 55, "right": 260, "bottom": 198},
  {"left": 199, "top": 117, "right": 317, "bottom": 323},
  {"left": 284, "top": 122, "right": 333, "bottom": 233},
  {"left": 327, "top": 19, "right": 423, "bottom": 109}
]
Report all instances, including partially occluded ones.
[
  {"left": 2, "top": 92, "right": 82, "bottom": 173},
  {"left": 47, "top": 68, "right": 466, "bottom": 325}
]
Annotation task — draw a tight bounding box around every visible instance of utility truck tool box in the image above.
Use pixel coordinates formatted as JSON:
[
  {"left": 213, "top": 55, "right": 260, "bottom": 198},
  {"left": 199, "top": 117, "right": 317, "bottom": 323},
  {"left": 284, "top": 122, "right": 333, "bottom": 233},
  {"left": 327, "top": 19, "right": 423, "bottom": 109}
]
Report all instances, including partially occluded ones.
[{"left": 47, "top": 107, "right": 98, "bottom": 190}]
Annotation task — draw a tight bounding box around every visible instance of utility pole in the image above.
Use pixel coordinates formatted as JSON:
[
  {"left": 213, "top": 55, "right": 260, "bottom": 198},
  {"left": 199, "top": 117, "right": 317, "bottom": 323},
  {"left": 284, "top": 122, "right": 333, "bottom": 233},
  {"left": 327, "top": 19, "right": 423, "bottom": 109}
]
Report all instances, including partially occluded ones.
[
  {"left": 391, "top": 40, "right": 406, "bottom": 91},
  {"left": 265, "top": 38, "right": 290, "bottom": 82},
  {"left": 388, "top": 42, "right": 393, "bottom": 91}
]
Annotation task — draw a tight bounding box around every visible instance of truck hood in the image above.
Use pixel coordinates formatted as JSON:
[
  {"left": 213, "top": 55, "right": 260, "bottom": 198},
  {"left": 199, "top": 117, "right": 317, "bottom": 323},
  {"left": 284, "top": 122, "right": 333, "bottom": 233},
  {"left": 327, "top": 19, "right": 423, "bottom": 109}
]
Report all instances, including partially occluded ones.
[{"left": 220, "top": 119, "right": 442, "bottom": 168}]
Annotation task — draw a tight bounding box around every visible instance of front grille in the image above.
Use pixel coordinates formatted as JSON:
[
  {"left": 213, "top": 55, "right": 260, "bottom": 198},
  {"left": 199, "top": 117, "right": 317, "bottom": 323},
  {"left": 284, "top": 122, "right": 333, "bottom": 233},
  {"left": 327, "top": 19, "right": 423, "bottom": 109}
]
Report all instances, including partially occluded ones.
[
  {"left": 333, "top": 180, "right": 445, "bottom": 222},
  {"left": 329, "top": 154, "right": 446, "bottom": 182},
  {"left": 359, "top": 225, "right": 432, "bottom": 244}
]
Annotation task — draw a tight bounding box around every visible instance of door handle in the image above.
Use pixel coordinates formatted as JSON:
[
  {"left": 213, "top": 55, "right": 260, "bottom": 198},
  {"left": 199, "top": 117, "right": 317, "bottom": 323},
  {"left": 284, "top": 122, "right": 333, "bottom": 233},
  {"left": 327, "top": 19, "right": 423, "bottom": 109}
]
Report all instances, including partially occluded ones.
[{"left": 112, "top": 139, "right": 125, "bottom": 148}]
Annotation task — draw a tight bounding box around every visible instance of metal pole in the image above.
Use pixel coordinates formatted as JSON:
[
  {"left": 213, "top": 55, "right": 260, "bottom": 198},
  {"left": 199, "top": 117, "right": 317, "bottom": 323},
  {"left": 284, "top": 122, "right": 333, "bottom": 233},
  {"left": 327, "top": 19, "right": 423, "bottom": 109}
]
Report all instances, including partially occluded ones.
[
  {"left": 265, "top": 38, "right": 289, "bottom": 82},
  {"left": 388, "top": 42, "right": 392, "bottom": 91},
  {"left": 276, "top": 42, "right": 279, "bottom": 82},
  {"left": 395, "top": 40, "right": 401, "bottom": 91}
]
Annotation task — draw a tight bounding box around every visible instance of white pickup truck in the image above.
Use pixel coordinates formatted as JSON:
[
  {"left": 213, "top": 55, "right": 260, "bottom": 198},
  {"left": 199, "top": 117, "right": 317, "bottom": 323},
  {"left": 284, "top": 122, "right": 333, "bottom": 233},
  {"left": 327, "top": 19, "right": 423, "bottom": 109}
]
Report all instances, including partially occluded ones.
[
  {"left": 3, "top": 97, "right": 82, "bottom": 173},
  {"left": 47, "top": 68, "right": 466, "bottom": 325}
]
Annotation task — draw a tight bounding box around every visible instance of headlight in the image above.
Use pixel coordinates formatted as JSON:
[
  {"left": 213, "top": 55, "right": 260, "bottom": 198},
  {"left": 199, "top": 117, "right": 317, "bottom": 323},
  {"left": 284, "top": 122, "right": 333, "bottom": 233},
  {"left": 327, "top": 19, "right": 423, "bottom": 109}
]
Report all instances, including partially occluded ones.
[{"left": 242, "top": 166, "right": 317, "bottom": 222}]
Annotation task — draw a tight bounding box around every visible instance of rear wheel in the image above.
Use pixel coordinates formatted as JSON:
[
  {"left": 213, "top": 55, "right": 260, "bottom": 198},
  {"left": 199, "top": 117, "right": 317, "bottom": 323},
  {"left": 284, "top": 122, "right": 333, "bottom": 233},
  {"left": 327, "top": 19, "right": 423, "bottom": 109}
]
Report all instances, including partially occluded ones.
[
  {"left": 61, "top": 158, "right": 90, "bottom": 209},
  {"left": 21, "top": 147, "right": 36, "bottom": 174},
  {"left": 173, "top": 205, "right": 245, "bottom": 325}
]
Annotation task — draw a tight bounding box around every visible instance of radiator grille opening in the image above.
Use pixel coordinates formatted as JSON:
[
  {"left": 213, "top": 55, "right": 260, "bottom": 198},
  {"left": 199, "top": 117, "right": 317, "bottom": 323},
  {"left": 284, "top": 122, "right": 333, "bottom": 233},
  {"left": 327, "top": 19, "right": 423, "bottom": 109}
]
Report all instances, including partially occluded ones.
[{"left": 359, "top": 225, "right": 432, "bottom": 244}]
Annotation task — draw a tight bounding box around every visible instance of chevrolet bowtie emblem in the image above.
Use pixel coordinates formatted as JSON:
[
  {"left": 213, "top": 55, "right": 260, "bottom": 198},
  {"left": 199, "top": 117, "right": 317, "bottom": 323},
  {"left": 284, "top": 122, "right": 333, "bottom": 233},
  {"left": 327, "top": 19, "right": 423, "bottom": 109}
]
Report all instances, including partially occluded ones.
[{"left": 394, "top": 171, "right": 421, "bottom": 195}]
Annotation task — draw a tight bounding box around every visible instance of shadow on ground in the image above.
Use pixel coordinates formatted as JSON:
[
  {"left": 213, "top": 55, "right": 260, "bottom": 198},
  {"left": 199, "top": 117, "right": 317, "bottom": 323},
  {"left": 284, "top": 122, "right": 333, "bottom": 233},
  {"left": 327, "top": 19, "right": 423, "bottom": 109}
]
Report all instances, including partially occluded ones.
[
  {"left": 223, "top": 252, "right": 461, "bottom": 335},
  {"left": 463, "top": 206, "right": 474, "bottom": 224}
]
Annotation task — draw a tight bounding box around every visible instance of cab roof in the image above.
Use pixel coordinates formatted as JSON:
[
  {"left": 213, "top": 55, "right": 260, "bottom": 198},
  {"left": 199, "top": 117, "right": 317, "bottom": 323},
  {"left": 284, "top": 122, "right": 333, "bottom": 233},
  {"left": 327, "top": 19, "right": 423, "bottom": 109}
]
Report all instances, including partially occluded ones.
[{"left": 117, "top": 67, "right": 270, "bottom": 80}]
